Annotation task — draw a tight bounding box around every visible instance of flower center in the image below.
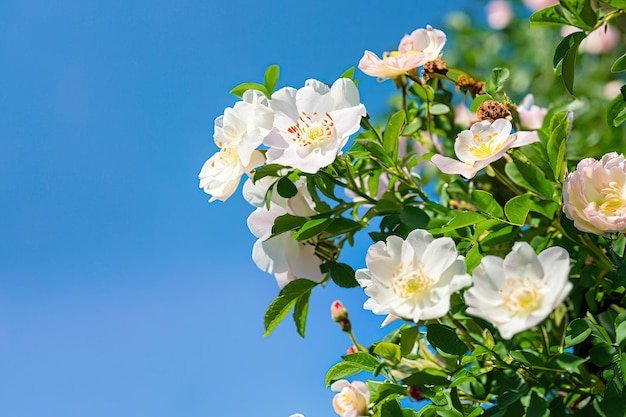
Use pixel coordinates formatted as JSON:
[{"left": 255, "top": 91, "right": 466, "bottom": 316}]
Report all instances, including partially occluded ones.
[
  {"left": 287, "top": 111, "right": 334, "bottom": 148},
  {"left": 598, "top": 181, "right": 626, "bottom": 217},
  {"left": 499, "top": 277, "right": 545, "bottom": 316},
  {"left": 210, "top": 145, "right": 239, "bottom": 168},
  {"left": 390, "top": 261, "right": 434, "bottom": 299},
  {"left": 467, "top": 131, "right": 503, "bottom": 159}
]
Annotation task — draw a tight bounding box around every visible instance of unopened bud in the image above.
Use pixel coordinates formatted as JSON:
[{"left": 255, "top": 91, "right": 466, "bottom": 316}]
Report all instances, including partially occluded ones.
[
  {"left": 339, "top": 319, "right": 352, "bottom": 333},
  {"left": 346, "top": 346, "right": 357, "bottom": 354},
  {"left": 408, "top": 386, "right": 425, "bottom": 401},
  {"left": 331, "top": 300, "right": 349, "bottom": 323}
]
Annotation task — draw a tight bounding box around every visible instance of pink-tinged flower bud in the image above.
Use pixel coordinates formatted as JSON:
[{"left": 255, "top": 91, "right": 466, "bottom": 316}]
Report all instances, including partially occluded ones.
[
  {"left": 331, "top": 300, "right": 349, "bottom": 323},
  {"left": 346, "top": 346, "right": 357, "bottom": 354},
  {"left": 331, "top": 380, "right": 370, "bottom": 417},
  {"left": 563, "top": 152, "right": 626, "bottom": 235}
]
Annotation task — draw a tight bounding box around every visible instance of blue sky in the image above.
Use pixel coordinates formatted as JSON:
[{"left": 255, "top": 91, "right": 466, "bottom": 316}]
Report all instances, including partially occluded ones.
[{"left": 0, "top": 0, "right": 477, "bottom": 416}]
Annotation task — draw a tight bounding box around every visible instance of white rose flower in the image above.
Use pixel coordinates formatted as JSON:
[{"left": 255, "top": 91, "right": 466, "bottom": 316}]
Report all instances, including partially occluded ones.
[
  {"left": 331, "top": 380, "right": 370, "bottom": 417},
  {"left": 464, "top": 242, "right": 572, "bottom": 340},
  {"left": 563, "top": 152, "right": 626, "bottom": 235},
  {"left": 431, "top": 118, "right": 539, "bottom": 179},
  {"left": 199, "top": 90, "right": 274, "bottom": 202},
  {"left": 355, "top": 229, "right": 471, "bottom": 326},
  {"left": 246, "top": 179, "right": 323, "bottom": 288},
  {"left": 263, "top": 78, "right": 366, "bottom": 174}
]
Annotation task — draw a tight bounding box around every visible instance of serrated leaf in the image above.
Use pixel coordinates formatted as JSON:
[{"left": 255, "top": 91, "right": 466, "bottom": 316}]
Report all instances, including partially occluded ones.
[
  {"left": 485, "top": 67, "right": 510, "bottom": 98},
  {"left": 276, "top": 177, "right": 298, "bottom": 198},
  {"left": 429, "top": 211, "right": 485, "bottom": 234},
  {"left": 548, "top": 352, "right": 586, "bottom": 371},
  {"left": 342, "top": 352, "right": 380, "bottom": 370},
  {"left": 400, "top": 326, "right": 419, "bottom": 357},
  {"left": 504, "top": 194, "right": 532, "bottom": 226},
  {"left": 374, "top": 342, "right": 401, "bottom": 363},
  {"left": 264, "top": 279, "right": 317, "bottom": 337},
  {"left": 324, "top": 261, "right": 358, "bottom": 288},
  {"left": 383, "top": 110, "right": 406, "bottom": 158},
  {"left": 426, "top": 324, "right": 467, "bottom": 356},
  {"left": 381, "top": 398, "right": 404, "bottom": 417},
  {"left": 505, "top": 159, "right": 555, "bottom": 200},
  {"left": 229, "top": 82, "right": 268, "bottom": 98},
  {"left": 325, "top": 361, "right": 366, "bottom": 387},
  {"left": 403, "top": 369, "right": 450, "bottom": 387},
  {"left": 471, "top": 190, "right": 504, "bottom": 218},
  {"left": 616, "top": 320, "right": 626, "bottom": 349},
  {"left": 263, "top": 65, "right": 280, "bottom": 95},
  {"left": 292, "top": 288, "right": 310, "bottom": 337},
  {"left": 527, "top": 391, "right": 549, "bottom": 417},
  {"left": 367, "top": 381, "right": 407, "bottom": 405},
  {"left": 530, "top": 5, "right": 571, "bottom": 27}
]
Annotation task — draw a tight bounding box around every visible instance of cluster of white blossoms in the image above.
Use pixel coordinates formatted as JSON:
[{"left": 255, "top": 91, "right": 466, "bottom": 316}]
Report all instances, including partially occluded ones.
[
  {"left": 199, "top": 77, "right": 367, "bottom": 286},
  {"left": 356, "top": 230, "right": 572, "bottom": 340},
  {"left": 199, "top": 78, "right": 366, "bottom": 202}
]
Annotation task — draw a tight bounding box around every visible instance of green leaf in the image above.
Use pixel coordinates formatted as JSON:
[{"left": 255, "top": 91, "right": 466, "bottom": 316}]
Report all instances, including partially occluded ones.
[
  {"left": 229, "top": 82, "right": 268, "bottom": 98},
  {"left": 560, "top": 0, "right": 597, "bottom": 28},
  {"left": 264, "top": 279, "right": 317, "bottom": 337},
  {"left": 400, "top": 326, "right": 419, "bottom": 357},
  {"left": 589, "top": 343, "right": 617, "bottom": 367},
  {"left": 607, "top": 89, "right": 626, "bottom": 127},
  {"left": 470, "top": 95, "right": 491, "bottom": 113},
  {"left": 325, "top": 361, "right": 366, "bottom": 387},
  {"left": 324, "top": 261, "right": 358, "bottom": 288},
  {"left": 429, "top": 211, "right": 485, "bottom": 234},
  {"left": 485, "top": 67, "right": 510, "bottom": 98},
  {"left": 276, "top": 177, "right": 298, "bottom": 198},
  {"left": 546, "top": 112, "right": 570, "bottom": 182},
  {"left": 612, "top": 54, "right": 626, "bottom": 73},
  {"left": 615, "top": 320, "right": 626, "bottom": 349},
  {"left": 263, "top": 65, "right": 280, "bottom": 95},
  {"left": 253, "top": 163, "right": 287, "bottom": 182},
  {"left": 504, "top": 194, "right": 532, "bottom": 226},
  {"left": 471, "top": 190, "right": 504, "bottom": 218},
  {"left": 339, "top": 66, "right": 355, "bottom": 80},
  {"left": 426, "top": 324, "right": 467, "bottom": 356},
  {"left": 527, "top": 391, "right": 549, "bottom": 417},
  {"left": 380, "top": 398, "right": 404, "bottom": 417},
  {"left": 367, "top": 381, "right": 407, "bottom": 405},
  {"left": 530, "top": 5, "right": 572, "bottom": 26},
  {"left": 402, "top": 369, "right": 450, "bottom": 387},
  {"left": 548, "top": 352, "right": 586, "bottom": 372},
  {"left": 292, "top": 288, "right": 311, "bottom": 337},
  {"left": 374, "top": 342, "right": 402, "bottom": 363},
  {"left": 505, "top": 159, "right": 555, "bottom": 200},
  {"left": 399, "top": 206, "right": 430, "bottom": 229},
  {"left": 604, "top": 0, "right": 626, "bottom": 8},
  {"left": 553, "top": 32, "right": 585, "bottom": 95},
  {"left": 292, "top": 218, "right": 332, "bottom": 241},
  {"left": 355, "top": 138, "right": 395, "bottom": 168},
  {"left": 383, "top": 110, "right": 406, "bottom": 159},
  {"left": 565, "top": 318, "right": 591, "bottom": 347},
  {"left": 325, "top": 217, "right": 362, "bottom": 237},
  {"left": 271, "top": 214, "right": 308, "bottom": 236},
  {"left": 342, "top": 352, "right": 380, "bottom": 370},
  {"left": 429, "top": 103, "right": 450, "bottom": 115}
]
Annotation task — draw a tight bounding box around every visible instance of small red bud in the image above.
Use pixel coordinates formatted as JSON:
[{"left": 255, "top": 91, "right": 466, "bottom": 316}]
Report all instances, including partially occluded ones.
[
  {"left": 408, "top": 386, "right": 425, "bottom": 402},
  {"left": 331, "top": 300, "right": 349, "bottom": 323},
  {"left": 346, "top": 346, "right": 357, "bottom": 354}
]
